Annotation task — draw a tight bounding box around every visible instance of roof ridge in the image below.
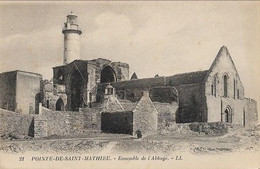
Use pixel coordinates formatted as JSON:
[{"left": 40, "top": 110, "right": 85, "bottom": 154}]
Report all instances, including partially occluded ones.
[{"left": 171, "top": 70, "right": 209, "bottom": 76}]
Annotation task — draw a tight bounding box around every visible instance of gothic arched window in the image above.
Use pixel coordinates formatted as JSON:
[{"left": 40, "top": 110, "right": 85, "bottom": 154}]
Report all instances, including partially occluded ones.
[{"left": 223, "top": 74, "right": 228, "bottom": 97}]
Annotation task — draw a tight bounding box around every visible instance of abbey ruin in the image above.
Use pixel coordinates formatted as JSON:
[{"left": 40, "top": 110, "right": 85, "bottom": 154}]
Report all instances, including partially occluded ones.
[{"left": 0, "top": 12, "right": 258, "bottom": 138}]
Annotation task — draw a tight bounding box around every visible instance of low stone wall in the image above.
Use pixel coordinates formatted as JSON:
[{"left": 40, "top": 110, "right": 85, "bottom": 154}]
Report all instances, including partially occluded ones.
[
  {"left": 0, "top": 108, "right": 34, "bottom": 138},
  {"left": 80, "top": 108, "right": 102, "bottom": 131},
  {"left": 189, "top": 122, "right": 229, "bottom": 135},
  {"left": 38, "top": 107, "right": 85, "bottom": 137}
]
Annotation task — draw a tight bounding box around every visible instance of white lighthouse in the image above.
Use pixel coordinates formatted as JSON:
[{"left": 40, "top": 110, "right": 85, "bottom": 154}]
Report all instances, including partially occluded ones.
[{"left": 62, "top": 12, "right": 82, "bottom": 65}]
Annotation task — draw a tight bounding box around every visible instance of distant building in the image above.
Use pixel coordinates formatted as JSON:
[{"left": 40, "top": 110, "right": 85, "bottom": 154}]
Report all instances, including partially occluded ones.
[{"left": 0, "top": 70, "right": 42, "bottom": 114}]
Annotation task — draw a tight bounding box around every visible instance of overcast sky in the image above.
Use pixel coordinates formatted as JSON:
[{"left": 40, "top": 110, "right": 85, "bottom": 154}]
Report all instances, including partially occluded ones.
[{"left": 0, "top": 1, "right": 259, "bottom": 113}]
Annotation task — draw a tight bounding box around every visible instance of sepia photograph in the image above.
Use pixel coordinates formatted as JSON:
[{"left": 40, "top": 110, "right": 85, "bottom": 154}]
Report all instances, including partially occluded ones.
[{"left": 0, "top": 1, "right": 259, "bottom": 169}]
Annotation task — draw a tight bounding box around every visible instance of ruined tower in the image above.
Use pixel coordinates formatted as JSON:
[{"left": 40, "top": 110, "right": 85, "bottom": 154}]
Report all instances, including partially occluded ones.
[{"left": 62, "top": 12, "right": 82, "bottom": 65}]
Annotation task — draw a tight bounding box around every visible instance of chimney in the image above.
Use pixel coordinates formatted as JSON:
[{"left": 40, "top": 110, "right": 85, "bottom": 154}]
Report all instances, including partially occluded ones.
[{"left": 143, "top": 91, "right": 149, "bottom": 97}]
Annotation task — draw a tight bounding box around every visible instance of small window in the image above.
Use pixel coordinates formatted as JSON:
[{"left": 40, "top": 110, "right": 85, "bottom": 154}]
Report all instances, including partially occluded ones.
[
  {"left": 46, "top": 100, "right": 50, "bottom": 108},
  {"left": 237, "top": 89, "right": 240, "bottom": 99},
  {"left": 211, "top": 84, "right": 214, "bottom": 95}
]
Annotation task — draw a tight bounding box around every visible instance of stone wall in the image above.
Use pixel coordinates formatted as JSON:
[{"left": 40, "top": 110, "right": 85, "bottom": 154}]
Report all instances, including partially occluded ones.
[
  {"left": 206, "top": 95, "right": 258, "bottom": 127},
  {"left": 0, "top": 71, "right": 16, "bottom": 111},
  {"left": 153, "top": 102, "right": 178, "bottom": 129},
  {"left": 175, "top": 84, "right": 205, "bottom": 123},
  {"left": 80, "top": 108, "right": 102, "bottom": 131},
  {"left": 206, "top": 96, "right": 222, "bottom": 122},
  {"left": 0, "top": 108, "right": 34, "bottom": 137},
  {"left": 149, "top": 86, "right": 178, "bottom": 103},
  {"left": 40, "top": 107, "right": 85, "bottom": 137},
  {"left": 34, "top": 115, "right": 47, "bottom": 138}
]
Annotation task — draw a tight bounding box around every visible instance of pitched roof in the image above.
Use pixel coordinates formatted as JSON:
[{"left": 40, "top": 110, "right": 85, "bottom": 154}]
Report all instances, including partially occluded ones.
[
  {"left": 98, "top": 70, "right": 208, "bottom": 93},
  {"left": 165, "top": 70, "right": 209, "bottom": 86},
  {"left": 102, "top": 96, "right": 125, "bottom": 112},
  {"left": 119, "top": 99, "right": 138, "bottom": 111}
]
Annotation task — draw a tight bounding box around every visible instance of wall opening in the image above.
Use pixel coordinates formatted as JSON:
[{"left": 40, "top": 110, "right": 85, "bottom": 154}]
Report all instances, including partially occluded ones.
[
  {"left": 46, "top": 100, "right": 50, "bottom": 109},
  {"left": 56, "top": 98, "right": 64, "bottom": 111},
  {"left": 214, "top": 75, "right": 217, "bottom": 97},
  {"left": 211, "top": 84, "right": 214, "bottom": 95},
  {"left": 71, "top": 70, "right": 83, "bottom": 111},
  {"left": 243, "top": 107, "right": 246, "bottom": 126},
  {"left": 224, "top": 106, "right": 232, "bottom": 123},
  {"left": 100, "top": 66, "right": 116, "bottom": 83},
  {"left": 223, "top": 75, "right": 228, "bottom": 97},
  {"left": 57, "top": 69, "right": 64, "bottom": 84}
]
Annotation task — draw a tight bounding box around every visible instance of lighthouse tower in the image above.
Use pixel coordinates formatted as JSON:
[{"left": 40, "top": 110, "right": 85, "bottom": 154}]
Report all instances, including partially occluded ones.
[{"left": 62, "top": 12, "right": 82, "bottom": 65}]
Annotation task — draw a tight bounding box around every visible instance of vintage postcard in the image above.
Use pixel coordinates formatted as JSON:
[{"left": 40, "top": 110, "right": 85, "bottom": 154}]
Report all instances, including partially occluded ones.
[{"left": 0, "top": 1, "right": 259, "bottom": 169}]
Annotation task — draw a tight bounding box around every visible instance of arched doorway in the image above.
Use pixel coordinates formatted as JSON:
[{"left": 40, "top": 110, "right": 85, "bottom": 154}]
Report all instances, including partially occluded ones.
[
  {"left": 71, "top": 70, "right": 83, "bottom": 111},
  {"left": 224, "top": 106, "right": 232, "bottom": 123},
  {"left": 100, "top": 66, "right": 116, "bottom": 83},
  {"left": 56, "top": 98, "right": 64, "bottom": 111}
]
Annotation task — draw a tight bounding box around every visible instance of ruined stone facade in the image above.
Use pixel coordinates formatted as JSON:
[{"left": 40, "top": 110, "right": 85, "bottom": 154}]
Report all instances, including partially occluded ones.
[{"left": 50, "top": 58, "right": 129, "bottom": 111}]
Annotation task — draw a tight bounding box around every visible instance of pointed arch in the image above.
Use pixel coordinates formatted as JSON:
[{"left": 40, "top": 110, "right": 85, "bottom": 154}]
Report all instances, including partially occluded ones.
[
  {"left": 100, "top": 66, "right": 116, "bottom": 83},
  {"left": 56, "top": 98, "right": 64, "bottom": 111},
  {"left": 224, "top": 106, "right": 232, "bottom": 123}
]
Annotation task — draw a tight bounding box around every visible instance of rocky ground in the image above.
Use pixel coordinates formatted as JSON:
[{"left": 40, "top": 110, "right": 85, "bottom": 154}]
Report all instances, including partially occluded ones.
[{"left": 0, "top": 124, "right": 259, "bottom": 155}]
